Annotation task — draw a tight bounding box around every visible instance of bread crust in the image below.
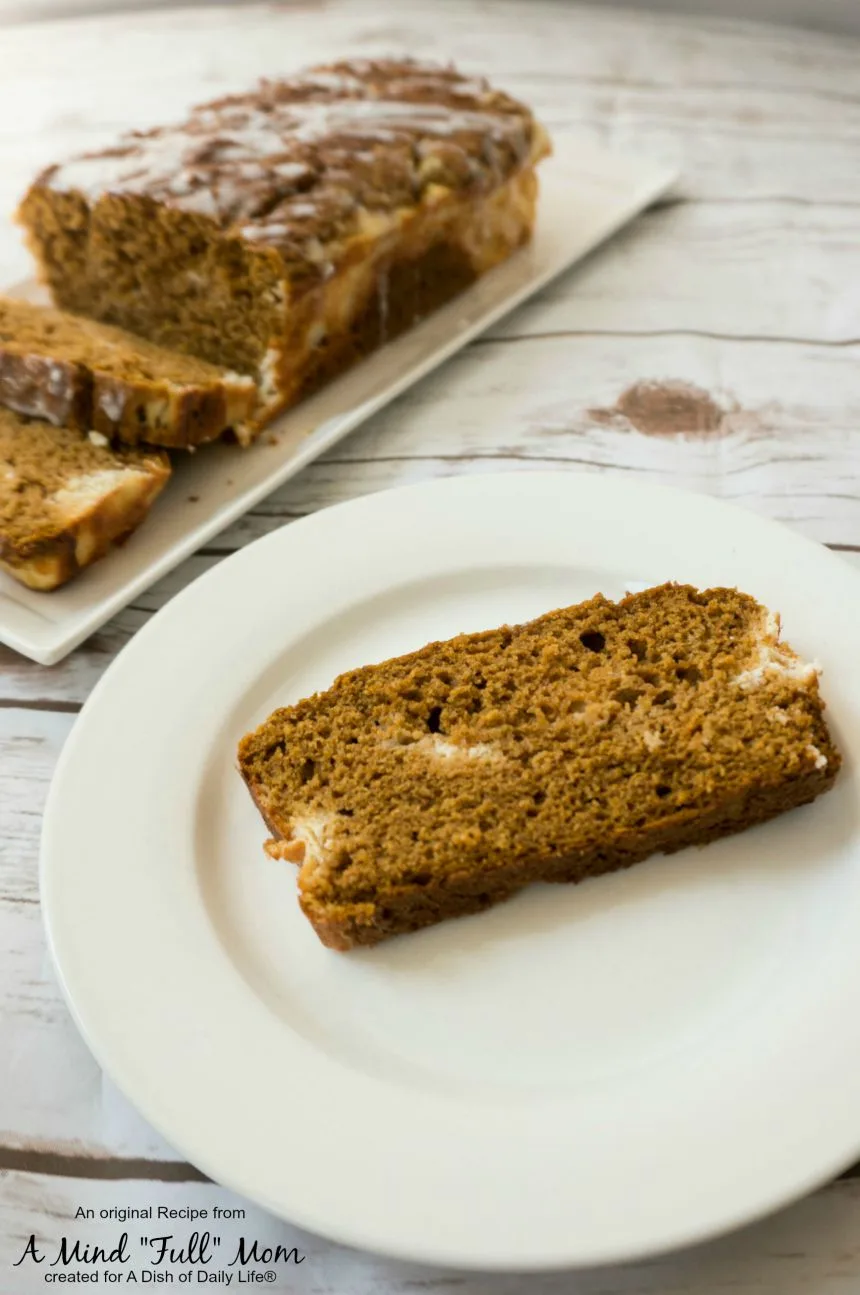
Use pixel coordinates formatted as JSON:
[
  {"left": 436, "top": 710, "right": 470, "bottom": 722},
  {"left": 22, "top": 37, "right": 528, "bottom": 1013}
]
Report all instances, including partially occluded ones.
[{"left": 242, "top": 164, "right": 540, "bottom": 437}]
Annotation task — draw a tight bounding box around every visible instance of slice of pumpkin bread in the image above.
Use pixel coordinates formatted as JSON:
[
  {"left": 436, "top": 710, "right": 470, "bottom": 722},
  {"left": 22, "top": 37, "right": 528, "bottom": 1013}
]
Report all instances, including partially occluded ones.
[
  {"left": 0, "top": 297, "right": 256, "bottom": 448},
  {"left": 238, "top": 584, "right": 840, "bottom": 950},
  {"left": 0, "top": 407, "right": 169, "bottom": 590}
]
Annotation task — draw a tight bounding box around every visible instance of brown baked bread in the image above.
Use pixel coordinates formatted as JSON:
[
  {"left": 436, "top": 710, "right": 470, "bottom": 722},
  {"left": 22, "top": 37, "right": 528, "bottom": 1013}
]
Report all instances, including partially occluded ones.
[
  {"left": 0, "top": 297, "right": 257, "bottom": 448},
  {"left": 0, "top": 407, "right": 170, "bottom": 589},
  {"left": 238, "top": 584, "right": 840, "bottom": 950},
  {"left": 18, "top": 58, "right": 550, "bottom": 430}
]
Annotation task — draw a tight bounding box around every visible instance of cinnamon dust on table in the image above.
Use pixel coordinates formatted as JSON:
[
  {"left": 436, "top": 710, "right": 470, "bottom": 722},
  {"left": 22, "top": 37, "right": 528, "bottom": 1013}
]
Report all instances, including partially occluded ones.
[{"left": 590, "top": 380, "right": 726, "bottom": 438}]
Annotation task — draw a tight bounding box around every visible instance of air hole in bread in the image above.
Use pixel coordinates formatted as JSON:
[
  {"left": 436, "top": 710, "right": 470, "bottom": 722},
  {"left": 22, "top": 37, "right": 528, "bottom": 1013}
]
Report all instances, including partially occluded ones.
[
  {"left": 580, "top": 630, "right": 605, "bottom": 653},
  {"left": 614, "top": 687, "right": 644, "bottom": 708},
  {"left": 676, "top": 665, "right": 702, "bottom": 685}
]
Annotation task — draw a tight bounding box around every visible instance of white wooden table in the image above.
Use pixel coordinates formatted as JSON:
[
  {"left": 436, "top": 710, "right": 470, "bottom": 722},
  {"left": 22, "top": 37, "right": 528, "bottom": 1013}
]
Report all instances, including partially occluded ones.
[{"left": 2, "top": 3, "right": 860, "bottom": 1290}]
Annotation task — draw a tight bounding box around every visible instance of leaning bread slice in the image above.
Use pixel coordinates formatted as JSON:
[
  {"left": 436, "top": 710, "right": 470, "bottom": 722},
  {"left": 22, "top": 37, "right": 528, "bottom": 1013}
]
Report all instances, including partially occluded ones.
[
  {"left": 0, "top": 297, "right": 257, "bottom": 448},
  {"left": 238, "top": 584, "right": 840, "bottom": 950},
  {"left": 0, "top": 408, "right": 170, "bottom": 590}
]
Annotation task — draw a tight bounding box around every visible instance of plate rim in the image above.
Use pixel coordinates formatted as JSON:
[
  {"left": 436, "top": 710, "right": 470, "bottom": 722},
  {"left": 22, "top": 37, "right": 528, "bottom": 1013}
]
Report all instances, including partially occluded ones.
[{"left": 41, "top": 470, "right": 860, "bottom": 1271}]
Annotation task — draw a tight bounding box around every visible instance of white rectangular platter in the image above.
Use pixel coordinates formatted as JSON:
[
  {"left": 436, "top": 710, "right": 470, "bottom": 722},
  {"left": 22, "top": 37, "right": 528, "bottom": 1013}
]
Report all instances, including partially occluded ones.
[{"left": 0, "top": 138, "right": 676, "bottom": 664}]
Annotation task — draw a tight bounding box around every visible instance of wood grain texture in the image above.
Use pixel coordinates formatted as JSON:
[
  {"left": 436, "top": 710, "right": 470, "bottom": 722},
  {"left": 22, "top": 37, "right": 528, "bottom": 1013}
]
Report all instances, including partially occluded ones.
[
  {"left": 1, "top": 2, "right": 859, "bottom": 1284},
  {"left": 4, "top": 1172, "right": 860, "bottom": 1292},
  {"left": 487, "top": 202, "right": 860, "bottom": 343}
]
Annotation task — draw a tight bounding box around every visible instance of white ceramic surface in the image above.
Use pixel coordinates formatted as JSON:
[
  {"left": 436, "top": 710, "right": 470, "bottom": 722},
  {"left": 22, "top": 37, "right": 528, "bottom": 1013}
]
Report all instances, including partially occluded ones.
[
  {"left": 41, "top": 471, "right": 860, "bottom": 1271},
  {"left": 0, "top": 139, "right": 674, "bottom": 665}
]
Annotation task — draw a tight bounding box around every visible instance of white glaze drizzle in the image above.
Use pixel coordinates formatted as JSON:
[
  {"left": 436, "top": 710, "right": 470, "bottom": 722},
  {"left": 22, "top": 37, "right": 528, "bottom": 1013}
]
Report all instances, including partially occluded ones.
[{"left": 46, "top": 78, "right": 527, "bottom": 233}]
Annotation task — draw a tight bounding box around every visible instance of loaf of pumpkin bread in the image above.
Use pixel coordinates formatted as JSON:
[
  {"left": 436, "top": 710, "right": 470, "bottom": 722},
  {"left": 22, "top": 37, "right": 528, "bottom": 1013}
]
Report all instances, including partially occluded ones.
[{"left": 18, "top": 58, "right": 550, "bottom": 433}]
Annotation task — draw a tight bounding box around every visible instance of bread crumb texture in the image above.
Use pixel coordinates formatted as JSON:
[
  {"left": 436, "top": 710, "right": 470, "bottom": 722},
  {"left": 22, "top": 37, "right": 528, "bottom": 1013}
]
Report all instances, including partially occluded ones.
[{"left": 238, "top": 584, "right": 840, "bottom": 949}]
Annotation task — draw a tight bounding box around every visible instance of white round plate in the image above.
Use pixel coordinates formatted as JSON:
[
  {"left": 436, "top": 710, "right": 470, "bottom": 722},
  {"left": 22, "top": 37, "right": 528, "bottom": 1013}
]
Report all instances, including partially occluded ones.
[{"left": 42, "top": 471, "right": 860, "bottom": 1272}]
